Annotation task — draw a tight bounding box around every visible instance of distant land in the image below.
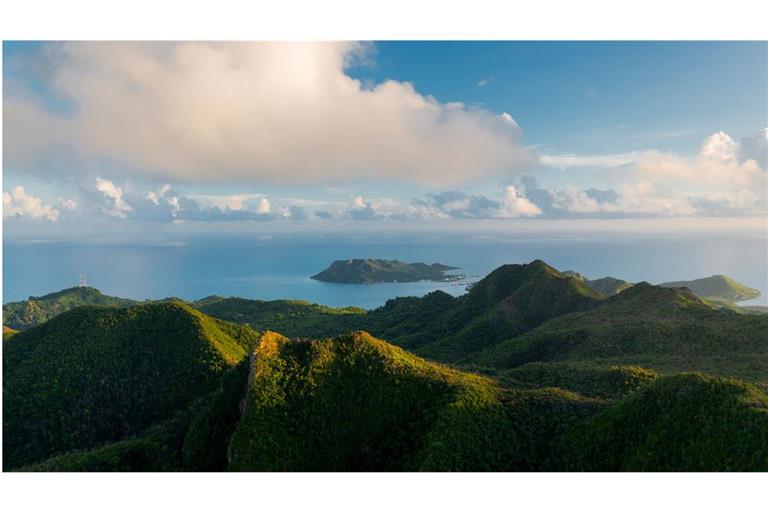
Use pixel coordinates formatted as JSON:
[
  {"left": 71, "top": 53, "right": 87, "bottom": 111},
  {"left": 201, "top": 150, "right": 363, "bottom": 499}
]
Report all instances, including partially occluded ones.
[
  {"left": 658, "top": 275, "right": 761, "bottom": 304},
  {"left": 311, "top": 258, "right": 464, "bottom": 284},
  {"left": 563, "top": 271, "right": 634, "bottom": 296},
  {"left": 565, "top": 271, "right": 761, "bottom": 305}
]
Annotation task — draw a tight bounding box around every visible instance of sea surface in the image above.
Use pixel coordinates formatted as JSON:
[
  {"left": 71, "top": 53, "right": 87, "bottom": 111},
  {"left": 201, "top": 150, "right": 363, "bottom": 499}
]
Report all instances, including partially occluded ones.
[{"left": 4, "top": 233, "right": 767, "bottom": 309}]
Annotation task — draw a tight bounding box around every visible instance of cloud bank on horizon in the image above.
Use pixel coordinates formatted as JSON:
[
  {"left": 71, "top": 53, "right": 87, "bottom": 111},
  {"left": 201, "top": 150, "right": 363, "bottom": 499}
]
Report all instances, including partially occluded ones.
[{"left": 3, "top": 41, "right": 767, "bottom": 228}]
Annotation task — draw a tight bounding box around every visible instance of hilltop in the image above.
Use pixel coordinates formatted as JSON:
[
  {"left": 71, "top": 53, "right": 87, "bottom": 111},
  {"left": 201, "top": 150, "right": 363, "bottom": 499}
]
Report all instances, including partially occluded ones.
[
  {"left": 3, "top": 301, "right": 259, "bottom": 469},
  {"left": 564, "top": 270, "right": 762, "bottom": 304},
  {"left": 228, "top": 330, "right": 598, "bottom": 471},
  {"left": 363, "top": 260, "right": 603, "bottom": 361},
  {"left": 3, "top": 286, "right": 137, "bottom": 330},
  {"left": 659, "top": 274, "right": 761, "bottom": 304},
  {"left": 311, "top": 258, "right": 463, "bottom": 284},
  {"left": 470, "top": 282, "right": 768, "bottom": 382},
  {"left": 563, "top": 271, "right": 633, "bottom": 296}
]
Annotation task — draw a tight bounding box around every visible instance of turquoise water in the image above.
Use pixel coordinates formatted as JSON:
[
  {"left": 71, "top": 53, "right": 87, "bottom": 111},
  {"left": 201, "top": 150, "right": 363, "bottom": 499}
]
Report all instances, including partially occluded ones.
[{"left": 4, "top": 233, "right": 767, "bottom": 308}]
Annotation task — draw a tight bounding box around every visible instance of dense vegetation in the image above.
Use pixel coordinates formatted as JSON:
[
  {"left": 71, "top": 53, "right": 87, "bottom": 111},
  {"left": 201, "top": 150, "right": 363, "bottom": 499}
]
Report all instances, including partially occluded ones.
[
  {"left": 362, "top": 260, "right": 603, "bottom": 361},
  {"left": 4, "top": 258, "right": 768, "bottom": 472},
  {"left": 3, "top": 286, "right": 137, "bottom": 330},
  {"left": 311, "top": 258, "right": 462, "bottom": 284},
  {"left": 470, "top": 282, "right": 768, "bottom": 383},
  {"left": 194, "top": 296, "right": 365, "bottom": 337},
  {"left": 228, "top": 331, "right": 599, "bottom": 471},
  {"left": 500, "top": 362, "right": 659, "bottom": 400},
  {"left": 555, "top": 373, "right": 768, "bottom": 471},
  {"left": 3, "top": 301, "right": 259, "bottom": 469}
]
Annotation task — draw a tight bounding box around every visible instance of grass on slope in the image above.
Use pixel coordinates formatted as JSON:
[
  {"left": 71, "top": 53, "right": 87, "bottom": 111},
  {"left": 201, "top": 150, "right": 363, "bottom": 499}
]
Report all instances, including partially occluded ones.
[
  {"left": 555, "top": 373, "right": 768, "bottom": 471},
  {"left": 228, "top": 330, "right": 598, "bottom": 471},
  {"left": 3, "top": 301, "right": 259, "bottom": 469}
]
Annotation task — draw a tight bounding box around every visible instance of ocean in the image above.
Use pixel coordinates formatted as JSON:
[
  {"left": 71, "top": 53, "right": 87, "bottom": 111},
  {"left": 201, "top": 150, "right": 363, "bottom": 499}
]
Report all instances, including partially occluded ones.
[{"left": 4, "top": 232, "right": 767, "bottom": 308}]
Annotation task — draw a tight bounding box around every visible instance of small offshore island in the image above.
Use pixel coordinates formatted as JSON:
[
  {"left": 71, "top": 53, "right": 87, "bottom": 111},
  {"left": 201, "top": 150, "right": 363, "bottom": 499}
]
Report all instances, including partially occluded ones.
[{"left": 311, "top": 258, "right": 464, "bottom": 284}]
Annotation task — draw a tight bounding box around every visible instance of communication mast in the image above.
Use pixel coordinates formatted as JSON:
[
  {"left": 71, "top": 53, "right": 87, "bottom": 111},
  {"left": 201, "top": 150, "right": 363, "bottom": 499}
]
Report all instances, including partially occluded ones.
[{"left": 79, "top": 273, "right": 87, "bottom": 288}]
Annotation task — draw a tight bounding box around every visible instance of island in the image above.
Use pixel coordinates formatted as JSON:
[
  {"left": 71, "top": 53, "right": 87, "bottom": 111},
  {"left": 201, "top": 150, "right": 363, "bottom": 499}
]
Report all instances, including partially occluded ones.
[
  {"left": 658, "top": 275, "right": 761, "bottom": 304},
  {"left": 310, "top": 258, "right": 464, "bottom": 284}
]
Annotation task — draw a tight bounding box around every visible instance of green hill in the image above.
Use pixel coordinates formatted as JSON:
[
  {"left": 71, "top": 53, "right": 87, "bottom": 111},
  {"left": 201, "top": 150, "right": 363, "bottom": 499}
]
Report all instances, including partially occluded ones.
[
  {"left": 228, "top": 330, "right": 598, "bottom": 471},
  {"left": 364, "top": 260, "right": 603, "bottom": 362},
  {"left": 3, "top": 286, "right": 137, "bottom": 330},
  {"left": 3, "top": 301, "right": 259, "bottom": 469},
  {"left": 192, "top": 260, "right": 604, "bottom": 363},
  {"left": 470, "top": 283, "right": 768, "bottom": 382},
  {"left": 563, "top": 271, "right": 633, "bottom": 296},
  {"left": 311, "top": 258, "right": 462, "bottom": 284},
  {"left": 659, "top": 274, "right": 761, "bottom": 304},
  {"left": 501, "top": 362, "right": 659, "bottom": 400},
  {"left": 193, "top": 296, "right": 366, "bottom": 337},
  {"left": 555, "top": 373, "right": 768, "bottom": 471}
]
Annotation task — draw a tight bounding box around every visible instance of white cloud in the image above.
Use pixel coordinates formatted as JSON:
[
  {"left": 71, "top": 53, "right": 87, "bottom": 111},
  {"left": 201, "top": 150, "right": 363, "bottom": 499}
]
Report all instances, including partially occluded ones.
[
  {"left": 187, "top": 193, "right": 266, "bottom": 211},
  {"left": 496, "top": 185, "right": 542, "bottom": 218},
  {"left": 539, "top": 152, "right": 640, "bottom": 169},
  {"left": 95, "top": 176, "right": 132, "bottom": 218},
  {"left": 3, "top": 185, "right": 60, "bottom": 222},
  {"left": 7, "top": 42, "right": 533, "bottom": 187},
  {"left": 58, "top": 198, "right": 78, "bottom": 210},
  {"left": 255, "top": 197, "right": 271, "bottom": 214},
  {"left": 346, "top": 195, "right": 383, "bottom": 221}
]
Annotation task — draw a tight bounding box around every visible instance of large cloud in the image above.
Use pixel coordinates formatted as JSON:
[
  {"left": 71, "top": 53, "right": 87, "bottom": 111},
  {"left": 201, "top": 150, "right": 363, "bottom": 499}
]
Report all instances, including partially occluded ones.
[
  {"left": 530, "top": 129, "right": 767, "bottom": 217},
  {"left": 6, "top": 42, "right": 533, "bottom": 186}
]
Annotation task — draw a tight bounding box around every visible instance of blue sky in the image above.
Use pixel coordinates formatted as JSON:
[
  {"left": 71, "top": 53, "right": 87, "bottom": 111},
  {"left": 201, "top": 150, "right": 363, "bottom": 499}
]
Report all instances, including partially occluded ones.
[
  {"left": 3, "top": 41, "right": 767, "bottom": 235},
  {"left": 350, "top": 42, "right": 767, "bottom": 155}
]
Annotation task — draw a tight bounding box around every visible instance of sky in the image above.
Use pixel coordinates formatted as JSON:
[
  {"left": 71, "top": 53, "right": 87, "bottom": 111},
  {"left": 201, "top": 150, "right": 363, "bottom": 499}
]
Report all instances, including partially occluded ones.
[{"left": 3, "top": 41, "right": 767, "bottom": 238}]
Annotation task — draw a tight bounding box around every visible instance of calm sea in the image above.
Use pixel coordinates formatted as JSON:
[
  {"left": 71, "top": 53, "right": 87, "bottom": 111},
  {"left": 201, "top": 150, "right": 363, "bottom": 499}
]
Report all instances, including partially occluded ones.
[{"left": 4, "top": 233, "right": 767, "bottom": 308}]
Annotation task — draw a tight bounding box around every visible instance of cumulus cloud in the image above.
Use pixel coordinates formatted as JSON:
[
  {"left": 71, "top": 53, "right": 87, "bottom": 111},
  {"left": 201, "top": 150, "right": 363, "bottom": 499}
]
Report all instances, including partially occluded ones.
[
  {"left": 519, "top": 176, "right": 696, "bottom": 217},
  {"left": 347, "top": 195, "right": 383, "bottom": 221},
  {"left": 58, "top": 198, "right": 78, "bottom": 210},
  {"left": 6, "top": 42, "right": 534, "bottom": 186},
  {"left": 3, "top": 186, "right": 61, "bottom": 222},
  {"left": 740, "top": 128, "right": 767, "bottom": 168},
  {"left": 532, "top": 129, "right": 767, "bottom": 217},
  {"left": 95, "top": 176, "right": 132, "bottom": 218},
  {"left": 409, "top": 188, "right": 540, "bottom": 219},
  {"left": 281, "top": 205, "right": 309, "bottom": 221},
  {"left": 497, "top": 185, "right": 542, "bottom": 217}
]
